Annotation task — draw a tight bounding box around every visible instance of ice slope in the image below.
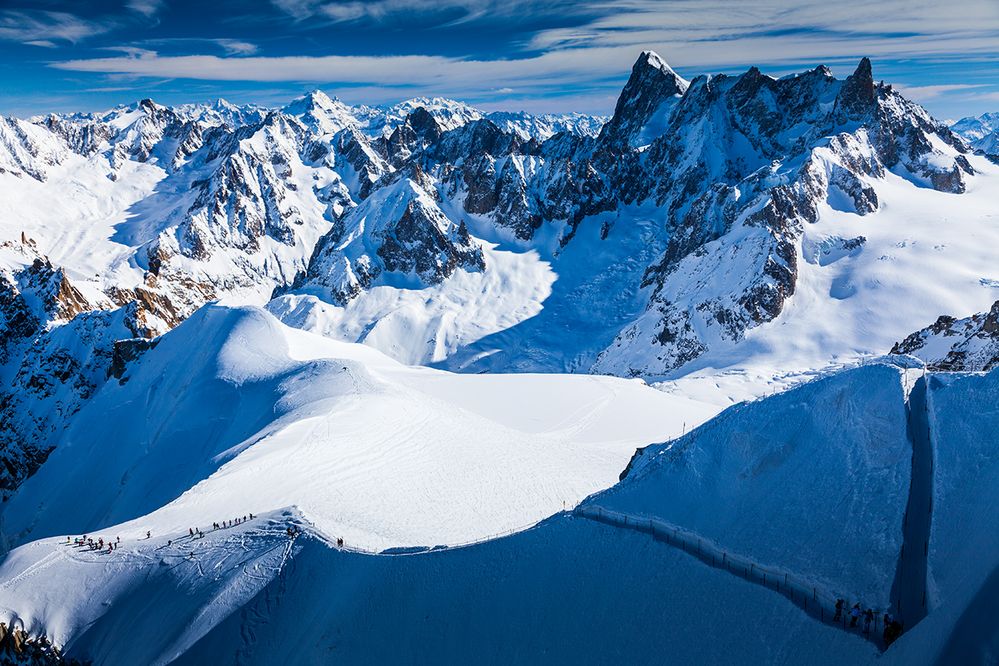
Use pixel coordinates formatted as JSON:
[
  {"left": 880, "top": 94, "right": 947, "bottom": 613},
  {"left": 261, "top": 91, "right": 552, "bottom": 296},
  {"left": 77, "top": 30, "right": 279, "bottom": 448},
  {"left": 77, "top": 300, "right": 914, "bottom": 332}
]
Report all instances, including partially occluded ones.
[
  {"left": 597, "top": 364, "right": 912, "bottom": 608},
  {"left": 0, "top": 304, "right": 719, "bottom": 552},
  {"left": 2, "top": 361, "right": 996, "bottom": 665},
  {"left": 887, "top": 368, "right": 999, "bottom": 664},
  {"left": 0, "top": 509, "right": 879, "bottom": 666}
]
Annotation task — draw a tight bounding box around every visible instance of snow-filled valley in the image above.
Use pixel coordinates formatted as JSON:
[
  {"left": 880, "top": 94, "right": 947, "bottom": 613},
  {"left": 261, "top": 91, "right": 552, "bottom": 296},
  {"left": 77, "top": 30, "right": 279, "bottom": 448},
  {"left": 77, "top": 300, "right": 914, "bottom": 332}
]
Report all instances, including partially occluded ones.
[{"left": 0, "top": 47, "right": 998, "bottom": 665}]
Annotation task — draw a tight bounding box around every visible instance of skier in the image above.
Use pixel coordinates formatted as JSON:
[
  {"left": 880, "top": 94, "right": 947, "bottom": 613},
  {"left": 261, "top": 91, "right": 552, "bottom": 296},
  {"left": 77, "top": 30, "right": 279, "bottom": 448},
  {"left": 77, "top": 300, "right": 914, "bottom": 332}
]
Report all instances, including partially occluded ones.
[
  {"left": 849, "top": 603, "right": 861, "bottom": 627},
  {"left": 833, "top": 599, "right": 845, "bottom": 622},
  {"left": 189, "top": 528, "right": 193, "bottom": 536},
  {"left": 863, "top": 608, "right": 874, "bottom": 634},
  {"left": 146, "top": 530, "right": 151, "bottom": 539}
]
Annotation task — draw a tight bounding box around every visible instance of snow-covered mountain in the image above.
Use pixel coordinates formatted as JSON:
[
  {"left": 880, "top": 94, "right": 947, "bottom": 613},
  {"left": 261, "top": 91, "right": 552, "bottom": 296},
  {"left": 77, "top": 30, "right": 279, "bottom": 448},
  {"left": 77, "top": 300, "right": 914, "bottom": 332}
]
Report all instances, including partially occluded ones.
[
  {"left": 2, "top": 355, "right": 998, "bottom": 664},
  {"left": 951, "top": 111, "right": 999, "bottom": 156},
  {"left": 892, "top": 300, "right": 999, "bottom": 371},
  {"left": 0, "top": 50, "right": 995, "bottom": 501},
  {"left": 1, "top": 50, "right": 998, "bottom": 664}
]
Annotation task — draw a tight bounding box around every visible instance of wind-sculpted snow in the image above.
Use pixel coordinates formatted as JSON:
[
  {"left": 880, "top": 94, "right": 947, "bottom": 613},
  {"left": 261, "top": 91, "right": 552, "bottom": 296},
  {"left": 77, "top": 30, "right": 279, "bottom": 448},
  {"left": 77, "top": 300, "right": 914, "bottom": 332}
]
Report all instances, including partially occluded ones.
[
  {"left": 0, "top": 304, "right": 719, "bottom": 552},
  {"left": 599, "top": 364, "right": 912, "bottom": 607}
]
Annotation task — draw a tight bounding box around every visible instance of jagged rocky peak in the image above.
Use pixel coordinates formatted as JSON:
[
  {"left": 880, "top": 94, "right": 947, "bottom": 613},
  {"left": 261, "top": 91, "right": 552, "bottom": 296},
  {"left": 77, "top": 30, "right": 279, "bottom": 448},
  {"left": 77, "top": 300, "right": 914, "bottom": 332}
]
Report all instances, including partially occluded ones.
[
  {"left": 599, "top": 50, "right": 689, "bottom": 147},
  {"left": 0, "top": 116, "right": 69, "bottom": 181},
  {"left": 836, "top": 57, "right": 876, "bottom": 117},
  {"left": 0, "top": 244, "right": 95, "bottom": 345},
  {"left": 102, "top": 96, "right": 209, "bottom": 171},
  {"left": 592, "top": 55, "right": 980, "bottom": 377},
  {"left": 892, "top": 301, "right": 999, "bottom": 371},
  {"left": 382, "top": 106, "right": 445, "bottom": 165},
  {"left": 289, "top": 178, "right": 484, "bottom": 305}
]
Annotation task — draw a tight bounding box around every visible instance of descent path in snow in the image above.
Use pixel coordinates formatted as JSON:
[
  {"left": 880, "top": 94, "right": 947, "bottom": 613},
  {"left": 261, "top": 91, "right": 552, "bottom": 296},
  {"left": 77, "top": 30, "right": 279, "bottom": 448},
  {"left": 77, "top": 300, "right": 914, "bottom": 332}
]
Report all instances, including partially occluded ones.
[
  {"left": 892, "top": 375, "right": 933, "bottom": 628},
  {"left": 576, "top": 505, "right": 883, "bottom": 645}
]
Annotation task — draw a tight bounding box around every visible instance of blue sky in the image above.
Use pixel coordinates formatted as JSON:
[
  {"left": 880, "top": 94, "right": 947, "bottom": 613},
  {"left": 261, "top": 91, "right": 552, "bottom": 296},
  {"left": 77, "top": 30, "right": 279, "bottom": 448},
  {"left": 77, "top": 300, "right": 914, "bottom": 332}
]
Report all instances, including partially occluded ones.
[{"left": 0, "top": 0, "right": 997, "bottom": 121}]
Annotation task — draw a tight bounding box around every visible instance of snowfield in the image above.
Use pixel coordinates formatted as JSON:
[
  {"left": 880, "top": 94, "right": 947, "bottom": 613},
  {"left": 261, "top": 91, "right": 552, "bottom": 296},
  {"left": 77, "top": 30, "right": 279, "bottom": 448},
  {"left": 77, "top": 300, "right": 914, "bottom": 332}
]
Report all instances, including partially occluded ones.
[
  {"left": 3, "top": 361, "right": 998, "bottom": 665},
  {"left": 1, "top": 51, "right": 999, "bottom": 665},
  {"left": 0, "top": 305, "right": 720, "bottom": 553}
]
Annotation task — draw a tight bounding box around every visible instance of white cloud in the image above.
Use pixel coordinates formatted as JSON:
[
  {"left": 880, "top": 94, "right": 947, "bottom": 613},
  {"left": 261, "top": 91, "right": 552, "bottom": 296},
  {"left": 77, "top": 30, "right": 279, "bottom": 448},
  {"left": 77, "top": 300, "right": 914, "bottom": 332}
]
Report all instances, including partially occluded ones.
[
  {"left": 0, "top": 10, "right": 108, "bottom": 44},
  {"left": 894, "top": 84, "right": 987, "bottom": 102},
  {"left": 270, "top": 0, "right": 586, "bottom": 27},
  {"left": 216, "top": 39, "right": 258, "bottom": 55},
  {"left": 126, "top": 0, "right": 165, "bottom": 18}
]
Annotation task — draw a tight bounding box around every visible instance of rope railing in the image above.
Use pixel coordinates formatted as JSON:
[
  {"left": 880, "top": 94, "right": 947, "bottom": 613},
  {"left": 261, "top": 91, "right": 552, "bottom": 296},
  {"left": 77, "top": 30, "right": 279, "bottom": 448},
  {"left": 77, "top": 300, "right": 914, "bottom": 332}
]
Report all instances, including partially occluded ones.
[{"left": 576, "top": 504, "right": 890, "bottom": 646}]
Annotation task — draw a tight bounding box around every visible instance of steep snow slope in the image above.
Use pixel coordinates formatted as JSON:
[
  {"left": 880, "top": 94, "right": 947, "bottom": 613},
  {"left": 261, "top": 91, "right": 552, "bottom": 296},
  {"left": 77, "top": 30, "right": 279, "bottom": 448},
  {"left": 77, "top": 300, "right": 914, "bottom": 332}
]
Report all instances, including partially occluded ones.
[
  {"left": 883, "top": 368, "right": 999, "bottom": 664},
  {"left": 0, "top": 305, "right": 719, "bottom": 552},
  {"left": 599, "top": 364, "right": 911, "bottom": 607},
  {"left": 2, "top": 360, "right": 977, "bottom": 665},
  {"left": 0, "top": 509, "right": 878, "bottom": 666}
]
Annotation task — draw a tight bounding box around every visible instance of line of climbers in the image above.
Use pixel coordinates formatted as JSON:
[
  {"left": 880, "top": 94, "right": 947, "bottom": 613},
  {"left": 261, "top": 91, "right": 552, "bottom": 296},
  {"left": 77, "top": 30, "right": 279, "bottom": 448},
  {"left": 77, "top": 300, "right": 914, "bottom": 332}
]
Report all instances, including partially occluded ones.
[
  {"left": 66, "top": 535, "right": 120, "bottom": 555},
  {"left": 210, "top": 514, "right": 255, "bottom": 532},
  {"left": 64, "top": 514, "right": 259, "bottom": 554},
  {"left": 833, "top": 599, "right": 904, "bottom": 646},
  {"left": 0, "top": 620, "right": 86, "bottom": 666}
]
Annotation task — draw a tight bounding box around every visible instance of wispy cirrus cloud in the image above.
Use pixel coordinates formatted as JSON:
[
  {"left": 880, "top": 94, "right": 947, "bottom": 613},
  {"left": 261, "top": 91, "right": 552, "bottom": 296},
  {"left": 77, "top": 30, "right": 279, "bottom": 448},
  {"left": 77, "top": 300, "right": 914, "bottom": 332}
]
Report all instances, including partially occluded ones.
[
  {"left": 7, "top": 0, "right": 997, "bottom": 119},
  {"left": 0, "top": 9, "right": 109, "bottom": 45},
  {"left": 894, "top": 84, "right": 987, "bottom": 102},
  {"left": 126, "top": 0, "right": 165, "bottom": 19},
  {"left": 53, "top": 0, "right": 999, "bottom": 84}
]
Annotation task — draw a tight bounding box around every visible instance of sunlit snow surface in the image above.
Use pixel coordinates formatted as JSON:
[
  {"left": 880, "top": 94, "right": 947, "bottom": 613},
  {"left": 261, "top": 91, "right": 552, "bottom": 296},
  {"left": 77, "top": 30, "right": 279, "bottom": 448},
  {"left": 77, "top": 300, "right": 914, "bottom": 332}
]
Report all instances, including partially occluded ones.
[{"left": 0, "top": 305, "right": 719, "bottom": 553}]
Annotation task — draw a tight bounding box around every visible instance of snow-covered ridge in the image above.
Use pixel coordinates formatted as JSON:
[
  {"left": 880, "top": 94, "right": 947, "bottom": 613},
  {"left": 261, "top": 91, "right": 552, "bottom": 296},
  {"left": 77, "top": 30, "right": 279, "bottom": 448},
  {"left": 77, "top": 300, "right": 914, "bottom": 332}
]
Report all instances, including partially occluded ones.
[
  {"left": 2, "top": 360, "right": 999, "bottom": 664},
  {"left": 0, "top": 52, "right": 993, "bottom": 492},
  {"left": 892, "top": 300, "right": 999, "bottom": 371},
  {"left": 951, "top": 111, "right": 999, "bottom": 157}
]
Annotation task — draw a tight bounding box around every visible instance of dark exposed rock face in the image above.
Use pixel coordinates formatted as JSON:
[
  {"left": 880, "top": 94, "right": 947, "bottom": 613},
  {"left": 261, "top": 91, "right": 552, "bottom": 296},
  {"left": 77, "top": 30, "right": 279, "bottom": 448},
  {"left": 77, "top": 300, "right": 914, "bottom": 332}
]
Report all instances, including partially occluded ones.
[
  {"left": 109, "top": 337, "right": 159, "bottom": 382},
  {"left": 281, "top": 52, "right": 976, "bottom": 375},
  {"left": 892, "top": 301, "right": 999, "bottom": 371},
  {"left": 287, "top": 178, "right": 484, "bottom": 306},
  {"left": 0, "top": 238, "right": 149, "bottom": 498},
  {"left": 598, "top": 50, "right": 688, "bottom": 148},
  {"left": 378, "top": 202, "right": 484, "bottom": 281}
]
